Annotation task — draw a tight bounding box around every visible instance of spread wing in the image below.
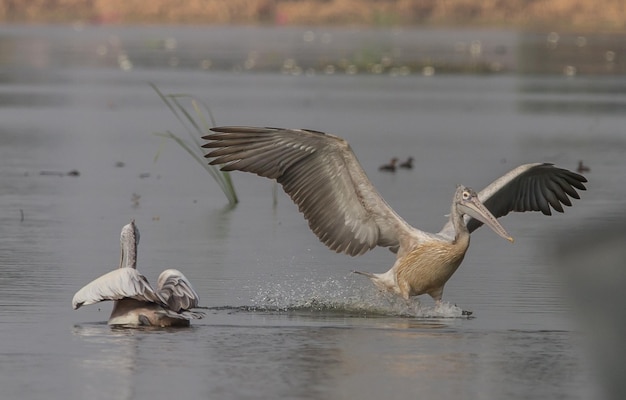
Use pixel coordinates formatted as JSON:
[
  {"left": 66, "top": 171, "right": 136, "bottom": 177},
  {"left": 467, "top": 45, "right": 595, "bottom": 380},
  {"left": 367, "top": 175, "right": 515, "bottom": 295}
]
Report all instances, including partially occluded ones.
[
  {"left": 203, "top": 126, "right": 418, "bottom": 256},
  {"left": 72, "top": 268, "right": 161, "bottom": 309},
  {"left": 155, "top": 269, "right": 200, "bottom": 312},
  {"left": 439, "top": 163, "right": 587, "bottom": 236}
]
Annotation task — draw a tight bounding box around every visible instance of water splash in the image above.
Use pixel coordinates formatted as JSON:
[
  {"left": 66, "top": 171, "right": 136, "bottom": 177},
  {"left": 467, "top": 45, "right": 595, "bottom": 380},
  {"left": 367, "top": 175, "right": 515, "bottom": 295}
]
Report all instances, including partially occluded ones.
[{"left": 246, "top": 274, "right": 469, "bottom": 318}]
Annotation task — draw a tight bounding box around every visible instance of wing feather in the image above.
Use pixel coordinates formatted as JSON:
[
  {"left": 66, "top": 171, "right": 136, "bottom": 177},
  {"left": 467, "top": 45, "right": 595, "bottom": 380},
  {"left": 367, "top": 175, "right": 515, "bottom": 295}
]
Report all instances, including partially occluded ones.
[
  {"left": 72, "top": 268, "right": 160, "bottom": 309},
  {"left": 545, "top": 179, "right": 566, "bottom": 211},
  {"left": 156, "top": 269, "right": 200, "bottom": 312},
  {"left": 526, "top": 179, "right": 544, "bottom": 215},
  {"left": 439, "top": 163, "right": 586, "bottom": 235},
  {"left": 203, "top": 126, "right": 416, "bottom": 256}
]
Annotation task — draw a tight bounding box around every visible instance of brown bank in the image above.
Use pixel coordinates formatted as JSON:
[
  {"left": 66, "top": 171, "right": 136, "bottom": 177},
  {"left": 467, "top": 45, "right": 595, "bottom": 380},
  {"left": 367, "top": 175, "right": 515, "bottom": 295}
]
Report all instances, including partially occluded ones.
[{"left": 0, "top": 0, "right": 624, "bottom": 31}]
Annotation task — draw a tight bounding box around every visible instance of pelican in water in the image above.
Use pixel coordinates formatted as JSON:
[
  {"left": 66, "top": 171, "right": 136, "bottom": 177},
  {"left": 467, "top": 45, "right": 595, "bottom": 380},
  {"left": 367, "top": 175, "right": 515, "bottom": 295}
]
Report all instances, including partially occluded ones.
[
  {"left": 72, "top": 220, "right": 204, "bottom": 327},
  {"left": 202, "top": 127, "right": 587, "bottom": 305}
]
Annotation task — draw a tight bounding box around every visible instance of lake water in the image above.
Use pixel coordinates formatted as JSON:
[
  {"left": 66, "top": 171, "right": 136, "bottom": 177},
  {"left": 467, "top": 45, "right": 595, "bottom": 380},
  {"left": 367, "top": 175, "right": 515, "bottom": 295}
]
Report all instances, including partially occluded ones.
[{"left": 0, "top": 25, "right": 625, "bottom": 400}]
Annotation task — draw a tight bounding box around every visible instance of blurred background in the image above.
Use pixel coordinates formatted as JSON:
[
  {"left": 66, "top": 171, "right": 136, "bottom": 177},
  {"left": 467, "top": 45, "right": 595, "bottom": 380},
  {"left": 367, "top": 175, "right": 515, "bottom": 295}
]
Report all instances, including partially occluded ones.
[{"left": 0, "top": 0, "right": 624, "bottom": 30}]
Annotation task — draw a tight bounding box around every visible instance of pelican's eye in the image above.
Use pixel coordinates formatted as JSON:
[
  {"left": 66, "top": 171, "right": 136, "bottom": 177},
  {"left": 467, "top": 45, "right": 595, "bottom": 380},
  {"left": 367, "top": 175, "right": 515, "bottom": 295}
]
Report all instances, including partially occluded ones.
[{"left": 462, "top": 190, "right": 471, "bottom": 200}]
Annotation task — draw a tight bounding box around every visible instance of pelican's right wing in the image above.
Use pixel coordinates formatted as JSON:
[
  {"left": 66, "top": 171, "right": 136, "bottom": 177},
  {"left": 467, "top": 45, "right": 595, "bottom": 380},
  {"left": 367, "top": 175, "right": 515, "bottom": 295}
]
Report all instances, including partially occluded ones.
[
  {"left": 155, "top": 269, "right": 200, "bottom": 312},
  {"left": 203, "top": 126, "right": 417, "bottom": 256},
  {"left": 72, "top": 268, "right": 161, "bottom": 310},
  {"left": 438, "top": 163, "right": 587, "bottom": 237}
]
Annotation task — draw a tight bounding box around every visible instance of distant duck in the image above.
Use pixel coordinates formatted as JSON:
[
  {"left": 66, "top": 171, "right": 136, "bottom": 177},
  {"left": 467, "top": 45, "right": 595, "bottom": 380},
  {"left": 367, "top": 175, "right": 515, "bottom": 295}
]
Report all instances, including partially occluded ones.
[
  {"left": 379, "top": 158, "right": 398, "bottom": 172},
  {"left": 576, "top": 161, "right": 590, "bottom": 173},
  {"left": 399, "top": 157, "right": 414, "bottom": 169}
]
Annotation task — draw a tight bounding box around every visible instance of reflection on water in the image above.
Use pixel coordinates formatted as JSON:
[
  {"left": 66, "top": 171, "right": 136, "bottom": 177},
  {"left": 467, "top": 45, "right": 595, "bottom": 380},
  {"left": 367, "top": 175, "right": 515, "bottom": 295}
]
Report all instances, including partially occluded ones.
[
  {"left": 517, "top": 76, "right": 626, "bottom": 115},
  {"left": 72, "top": 324, "right": 139, "bottom": 400},
  {"left": 207, "top": 325, "right": 342, "bottom": 399},
  {"left": 555, "top": 217, "right": 626, "bottom": 400},
  {"left": 69, "top": 312, "right": 592, "bottom": 400},
  {"left": 0, "top": 24, "right": 619, "bottom": 400},
  {"left": 72, "top": 319, "right": 344, "bottom": 400}
]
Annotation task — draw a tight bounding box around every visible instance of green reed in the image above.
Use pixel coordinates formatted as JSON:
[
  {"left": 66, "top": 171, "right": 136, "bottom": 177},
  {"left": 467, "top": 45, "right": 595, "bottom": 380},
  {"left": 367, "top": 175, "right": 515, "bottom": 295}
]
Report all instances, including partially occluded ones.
[{"left": 151, "top": 83, "right": 238, "bottom": 206}]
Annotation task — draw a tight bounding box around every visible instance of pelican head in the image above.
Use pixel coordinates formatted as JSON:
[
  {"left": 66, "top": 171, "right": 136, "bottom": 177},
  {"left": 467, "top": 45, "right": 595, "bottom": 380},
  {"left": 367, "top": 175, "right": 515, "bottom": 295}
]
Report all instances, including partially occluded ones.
[
  {"left": 454, "top": 185, "right": 514, "bottom": 242},
  {"left": 119, "top": 219, "right": 140, "bottom": 269}
]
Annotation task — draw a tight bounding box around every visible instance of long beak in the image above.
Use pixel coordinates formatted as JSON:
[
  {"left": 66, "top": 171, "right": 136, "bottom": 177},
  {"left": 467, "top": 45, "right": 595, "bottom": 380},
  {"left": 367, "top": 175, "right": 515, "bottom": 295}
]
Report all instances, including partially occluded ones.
[{"left": 460, "top": 198, "right": 514, "bottom": 243}]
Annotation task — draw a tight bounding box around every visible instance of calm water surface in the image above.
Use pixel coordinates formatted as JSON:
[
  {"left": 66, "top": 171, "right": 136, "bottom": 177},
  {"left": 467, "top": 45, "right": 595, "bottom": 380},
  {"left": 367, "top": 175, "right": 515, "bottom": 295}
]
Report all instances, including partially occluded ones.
[{"left": 0, "top": 25, "right": 624, "bottom": 400}]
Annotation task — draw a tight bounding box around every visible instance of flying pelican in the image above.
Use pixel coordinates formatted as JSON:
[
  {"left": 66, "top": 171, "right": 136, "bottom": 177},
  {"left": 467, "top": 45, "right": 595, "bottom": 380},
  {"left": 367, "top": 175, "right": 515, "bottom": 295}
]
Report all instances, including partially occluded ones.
[
  {"left": 202, "top": 126, "right": 587, "bottom": 305},
  {"left": 72, "top": 220, "right": 204, "bottom": 327},
  {"left": 379, "top": 158, "right": 398, "bottom": 172}
]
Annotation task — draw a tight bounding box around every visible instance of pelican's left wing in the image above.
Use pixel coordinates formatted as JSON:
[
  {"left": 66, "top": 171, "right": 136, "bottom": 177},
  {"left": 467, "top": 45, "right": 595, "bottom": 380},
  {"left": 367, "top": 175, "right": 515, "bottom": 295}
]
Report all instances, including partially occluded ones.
[
  {"left": 72, "top": 268, "right": 161, "bottom": 309},
  {"left": 203, "top": 126, "right": 417, "bottom": 257},
  {"left": 155, "top": 269, "right": 200, "bottom": 312},
  {"left": 439, "top": 163, "right": 587, "bottom": 236}
]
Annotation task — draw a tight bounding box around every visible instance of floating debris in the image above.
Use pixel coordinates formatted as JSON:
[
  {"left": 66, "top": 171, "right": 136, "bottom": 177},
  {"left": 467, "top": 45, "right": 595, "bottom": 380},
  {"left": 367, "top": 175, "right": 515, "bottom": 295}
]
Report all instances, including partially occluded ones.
[
  {"left": 40, "top": 170, "right": 80, "bottom": 177},
  {"left": 40, "top": 171, "right": 64, "bottom": 177}
]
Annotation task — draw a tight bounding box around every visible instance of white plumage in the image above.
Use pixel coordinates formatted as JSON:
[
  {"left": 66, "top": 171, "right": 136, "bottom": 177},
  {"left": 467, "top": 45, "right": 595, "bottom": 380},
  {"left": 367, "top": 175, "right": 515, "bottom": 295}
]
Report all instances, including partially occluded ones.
[{"left": 72, "top": 220, "right": 203, "bottom": 326}]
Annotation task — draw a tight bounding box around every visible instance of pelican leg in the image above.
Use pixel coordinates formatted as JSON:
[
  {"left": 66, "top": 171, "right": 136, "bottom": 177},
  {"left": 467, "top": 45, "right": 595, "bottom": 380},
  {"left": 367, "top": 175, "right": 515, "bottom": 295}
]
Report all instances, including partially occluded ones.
[
  {"left": 398, "top": 279, "right": 412, "bottom": 301},
  {"left": 428, "top": 287, "right": 445, "bottom": 303}
]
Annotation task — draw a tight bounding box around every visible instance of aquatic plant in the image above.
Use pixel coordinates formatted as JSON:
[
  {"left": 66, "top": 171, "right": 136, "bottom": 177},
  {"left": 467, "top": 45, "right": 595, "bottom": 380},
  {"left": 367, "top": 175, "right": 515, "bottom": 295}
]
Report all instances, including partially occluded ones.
[{"left": 151, "top": 83, "right": 238, "bottom": 206}]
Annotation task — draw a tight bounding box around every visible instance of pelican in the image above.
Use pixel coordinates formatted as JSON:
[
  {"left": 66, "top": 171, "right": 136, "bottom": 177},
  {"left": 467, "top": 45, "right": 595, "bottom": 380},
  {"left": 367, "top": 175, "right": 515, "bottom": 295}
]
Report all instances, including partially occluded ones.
[
  {"left": 72, "top": 220, "right": 204, "bottom": 327},
  {"left": 202, "top": 126, "right": 587, "bottom": 305},
  {"left": 379, "top": 157, "right": 398, "bottom": 172}
]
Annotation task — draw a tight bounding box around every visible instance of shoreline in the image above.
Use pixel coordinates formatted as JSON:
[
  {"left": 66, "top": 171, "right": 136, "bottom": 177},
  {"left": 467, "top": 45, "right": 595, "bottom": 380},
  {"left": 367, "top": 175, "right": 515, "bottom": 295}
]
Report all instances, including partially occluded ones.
[{"left": 0, "top": 0, "right": 623, "bottom": 33}]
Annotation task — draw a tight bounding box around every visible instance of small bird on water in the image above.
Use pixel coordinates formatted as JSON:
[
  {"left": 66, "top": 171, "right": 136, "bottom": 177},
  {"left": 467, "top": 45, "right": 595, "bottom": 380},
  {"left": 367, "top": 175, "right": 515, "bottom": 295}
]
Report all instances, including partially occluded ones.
[
  {"left": 203, "top": 126, "right": 586, "bottom": 308},
  {"left": 72, "top": 220, "right": 204, "bottom": 327},
  {"left": 577, "top": 160, "right": 590, "bottom": 173},
  {"left": 379, "top": 158, "right": 398, "bottom": 172},
  {"left": 399, "top": 157, "right": 414, "bottom": 169}
]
